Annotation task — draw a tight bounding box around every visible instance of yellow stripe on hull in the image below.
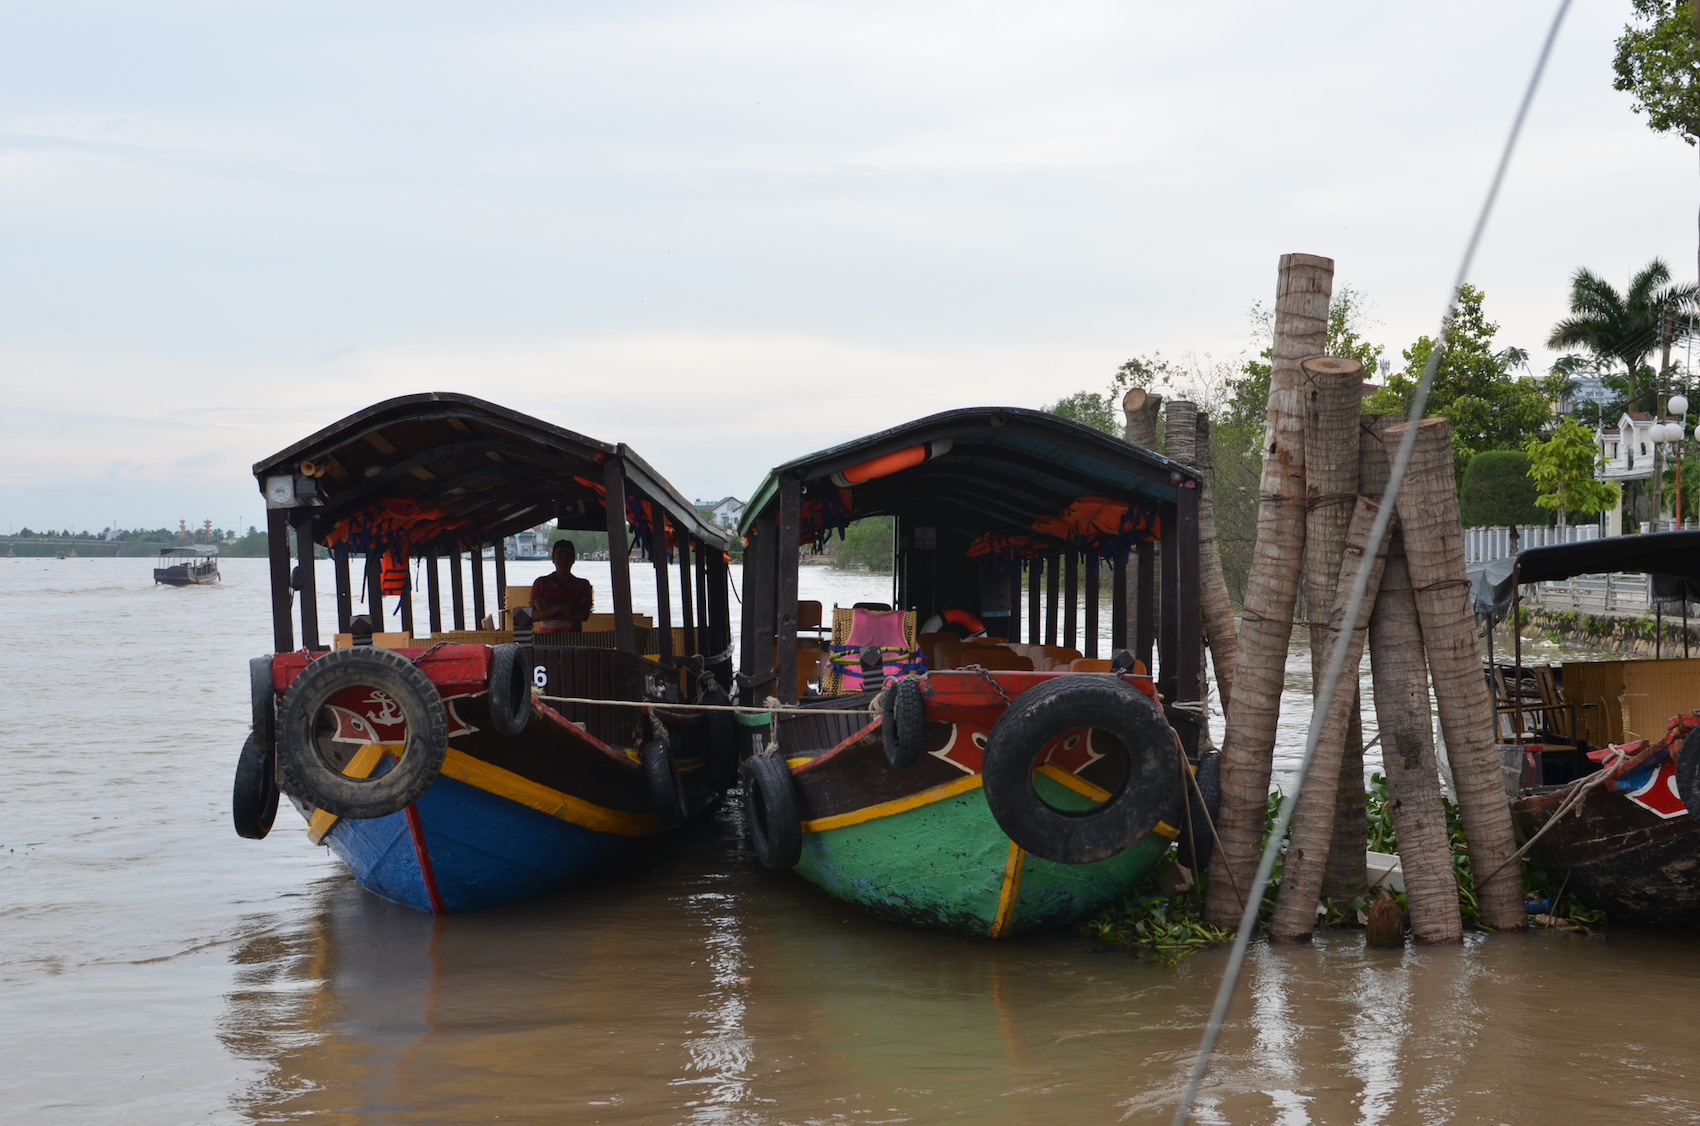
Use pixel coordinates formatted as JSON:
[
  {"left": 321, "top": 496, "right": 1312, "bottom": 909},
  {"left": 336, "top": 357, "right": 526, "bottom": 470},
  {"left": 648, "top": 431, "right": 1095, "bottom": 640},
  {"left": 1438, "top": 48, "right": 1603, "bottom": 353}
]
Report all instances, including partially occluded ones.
[
  {"left": 306, "top": 744, "right": 659, "bottom": 844},
  {"left": 800, "top": 772, "right": 984, "bottom": 833}
]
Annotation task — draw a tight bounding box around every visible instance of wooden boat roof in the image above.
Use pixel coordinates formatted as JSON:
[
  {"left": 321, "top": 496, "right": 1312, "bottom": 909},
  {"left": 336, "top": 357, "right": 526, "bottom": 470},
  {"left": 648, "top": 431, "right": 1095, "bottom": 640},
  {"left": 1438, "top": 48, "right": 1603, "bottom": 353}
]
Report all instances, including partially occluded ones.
[
  {"left": 1515, "top": 529, "right": 1700, "bottom": 584},
  {"left": 252, "top": 392, "right": 731, "bottom": 551},
  {"left": 739, "top": 406, "right": 1197, "bottom": 538}
]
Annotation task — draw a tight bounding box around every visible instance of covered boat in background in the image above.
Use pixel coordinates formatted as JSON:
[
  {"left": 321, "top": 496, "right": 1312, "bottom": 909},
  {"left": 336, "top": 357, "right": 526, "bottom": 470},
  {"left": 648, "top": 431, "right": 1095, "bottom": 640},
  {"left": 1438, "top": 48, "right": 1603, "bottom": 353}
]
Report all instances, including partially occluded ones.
[
  {"left": 154, "top": 545, "right": 220, "bottom": 586},
  {"left": 733, "top": 407, "right": 1204, "bottom": 937},
  {"left": 1486, "top": 530, "right": 1700, "bottom": 926},
  {"left": 233, "top": 392, "right": 738, "bottom": 914}
]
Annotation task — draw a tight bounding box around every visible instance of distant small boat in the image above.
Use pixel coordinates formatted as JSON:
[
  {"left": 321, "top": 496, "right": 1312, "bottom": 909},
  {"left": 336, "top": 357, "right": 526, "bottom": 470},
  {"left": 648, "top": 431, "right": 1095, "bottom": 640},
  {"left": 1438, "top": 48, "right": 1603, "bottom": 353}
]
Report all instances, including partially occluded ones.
[{"left": 154, "top": 546, "right": 220, "bottom": 586}]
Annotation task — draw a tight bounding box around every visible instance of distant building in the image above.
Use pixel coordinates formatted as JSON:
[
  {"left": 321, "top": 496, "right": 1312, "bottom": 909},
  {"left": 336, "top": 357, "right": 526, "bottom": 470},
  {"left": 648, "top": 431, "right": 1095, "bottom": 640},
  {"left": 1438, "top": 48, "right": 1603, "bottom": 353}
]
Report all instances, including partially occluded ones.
[
  {"left": 1597, "top": 411, "right": 1678, "bottom": 535},
  {"left": 696, "top": 496, "right": 745, "bottom": 529}
]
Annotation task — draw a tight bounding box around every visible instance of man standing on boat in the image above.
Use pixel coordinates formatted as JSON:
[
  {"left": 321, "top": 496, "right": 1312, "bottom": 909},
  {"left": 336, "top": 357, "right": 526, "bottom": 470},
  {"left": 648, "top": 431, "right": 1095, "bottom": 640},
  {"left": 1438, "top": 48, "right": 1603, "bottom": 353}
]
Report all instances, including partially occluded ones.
[{"left": 531, "top": 538, "right": 594, "bottom": 634}]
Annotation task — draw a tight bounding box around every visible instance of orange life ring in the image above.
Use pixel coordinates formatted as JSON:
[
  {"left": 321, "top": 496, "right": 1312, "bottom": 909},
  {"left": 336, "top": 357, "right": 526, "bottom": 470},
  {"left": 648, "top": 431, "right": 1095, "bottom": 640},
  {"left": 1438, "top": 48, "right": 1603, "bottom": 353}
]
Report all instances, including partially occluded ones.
[{"left": 943, "top": 608, "right": 984, "bottom": 634}]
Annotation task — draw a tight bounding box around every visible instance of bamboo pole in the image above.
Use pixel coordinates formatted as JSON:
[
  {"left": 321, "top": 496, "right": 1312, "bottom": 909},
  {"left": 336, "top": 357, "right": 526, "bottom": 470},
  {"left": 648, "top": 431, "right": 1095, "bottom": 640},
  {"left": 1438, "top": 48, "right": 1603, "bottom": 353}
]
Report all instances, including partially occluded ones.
[
  {"left": 1386, "top": 417, "right": 1525, "bottom": 932},
  {"left": 1205, "top": 252, "right": 1333, "bottom": 927},
  {"left": 1299, "top": 356, "right": 1369, "bottom": 900},
  {"left": 1371, "top": 533, "right": 1464, "bottom": 944},
  {"left": 1270, "top": 497, "right": 1393, "bottom": 942}
]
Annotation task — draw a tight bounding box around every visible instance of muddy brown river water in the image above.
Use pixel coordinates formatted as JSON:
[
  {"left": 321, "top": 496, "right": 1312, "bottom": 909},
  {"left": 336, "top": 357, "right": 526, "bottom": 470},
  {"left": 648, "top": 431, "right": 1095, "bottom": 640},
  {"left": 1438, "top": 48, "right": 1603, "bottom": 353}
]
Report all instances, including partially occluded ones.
[{"left": 4, "top": 557, "right": 1698, "bottom": 1124}]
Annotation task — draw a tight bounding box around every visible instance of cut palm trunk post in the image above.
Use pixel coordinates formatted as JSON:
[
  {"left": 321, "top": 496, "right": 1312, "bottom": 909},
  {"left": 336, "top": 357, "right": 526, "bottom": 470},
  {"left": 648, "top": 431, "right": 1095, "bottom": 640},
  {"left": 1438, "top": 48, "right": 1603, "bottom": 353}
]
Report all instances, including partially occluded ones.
[
  {"left": 1205, "top": 251, "right": 1333, "bottom": 928},
  {"left": 1298, "top": 356, "right": 1368, "bottom": 900},
  {"left": 1269, "top": 497, "right": 1394, "bottom": 942},
  {"left": 1370, "top": 534, "right": 1464, "bottom": 943},
  {"left": 1359, "top": 414, "right": 1462, "bottom": 943},
  {"left": 1386, "top": 416, "right": 1525, "bottom": 932},
  {"left": 1123, "top": 387, "right": 1163, "bottom": 658},
  {"left": 1166, "top": 401, "right": 1238, "bottom": 717}
]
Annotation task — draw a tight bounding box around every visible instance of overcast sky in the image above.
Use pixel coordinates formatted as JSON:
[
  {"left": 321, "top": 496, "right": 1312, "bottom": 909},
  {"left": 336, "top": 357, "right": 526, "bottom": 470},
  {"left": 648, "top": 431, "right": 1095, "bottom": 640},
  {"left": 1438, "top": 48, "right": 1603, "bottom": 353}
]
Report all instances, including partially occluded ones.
[{"left": 2, "top": 1, "right": 1695, "bottom": 533}]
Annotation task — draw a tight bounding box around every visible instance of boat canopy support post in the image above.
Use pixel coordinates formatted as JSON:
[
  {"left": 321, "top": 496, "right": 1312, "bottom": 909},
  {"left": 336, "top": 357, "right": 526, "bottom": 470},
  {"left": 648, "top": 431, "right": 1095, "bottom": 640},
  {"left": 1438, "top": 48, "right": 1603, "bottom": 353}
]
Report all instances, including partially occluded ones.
[
  {"left": 449, "top": 550, "right": 466, "bottom": 630},
  {"left": 365, "top": 553, "right": 384, "bottom": 629},
  {"left": 1173, "top": 483, "right": 1202, "bottom": 758},
  {"left": 776, "top": 477, "right": 801, "bottom": 705},
  {"left": 1027, "top": 560, "right": 1041, "bottom": 645},
  {"left": 1045, "top": 550, "right": 1060, "bottom": 645},
  {"left": 425, "top": 552, "right": 442, "bottom": 635},
  {"left": 1159, "top": 504, "right": 1180, "bottom": 704},
  {"left": 1008, "top": 566, "right": 1023, "bottom": 647},
  {"left": 707, "top": 543, "right": 733, "bottom": 678},
  {"left": 678, "top": 534, "right": 696, "bottom": 657},
  {"left": 1086, "top": 554, "right": 1100, "bottom": 658},
  {"left": 266, "top": 508, "right": 294, "bottom": 654},
  {"left": 292, "top": 510, "right": 320, "bottom": 650},
  {"left": 333, "top": 548, "right": 353, "bottom": 635},
  {"left": 654, "top": 514, "right": 675, "bottom": 662},
  {"left": 397, "top": 551, "right": 415, "bottom": 636},
  {"left": 603, "top": 457, "right": 637, "bottom": 654},
  {"left": 695, "top": 540, "right": 711, "bottom": 648},
  {"left": 471, "top": 543, "right": 486, "bottom": 631},
  {"left": 1064, "top": 546, "right": 1079, "bottom": 651},
  {"left": 1136, "top": 540, "right": 1155, "bottom": 671},
  {"left": 1111, "top": 550, "right": 1128, "bottom": 652}
]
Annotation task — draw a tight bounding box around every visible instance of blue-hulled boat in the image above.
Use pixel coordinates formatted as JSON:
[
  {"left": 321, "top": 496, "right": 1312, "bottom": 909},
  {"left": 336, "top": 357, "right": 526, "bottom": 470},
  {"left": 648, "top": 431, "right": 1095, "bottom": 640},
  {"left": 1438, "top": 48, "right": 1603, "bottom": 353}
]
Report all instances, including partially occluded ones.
[{"left": 232, "top": 393, "right": 738, "bottom": 914}]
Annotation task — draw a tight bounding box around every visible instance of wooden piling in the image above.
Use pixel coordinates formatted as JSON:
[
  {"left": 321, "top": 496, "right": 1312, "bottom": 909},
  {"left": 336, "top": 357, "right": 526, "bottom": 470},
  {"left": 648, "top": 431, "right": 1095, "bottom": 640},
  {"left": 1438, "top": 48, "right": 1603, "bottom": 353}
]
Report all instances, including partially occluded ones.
[
  {"left": 1269, "top": 497, "right": 1393, "bottom": 942},
  {"left": 1386, "top": 417, "right": 1525, "bottom": 932},
  {"left": 1165, "top": 399, "right": 1235, "bottom": 738},
  {"left": 1205, "top": 252, "right": 1333, "bottom": 928},
  {"left": 1122, "top": 388, "right": 1162, "bottom": 659},
  {"left": 1299, "top": 356, "right": 1369, "bottom": 900},
  {"left": 1357, "top": 414, "right": 1461, "bottom": 943},
  {"left": 1371, "top": 534, "right": 1465, "bottom": 943}
]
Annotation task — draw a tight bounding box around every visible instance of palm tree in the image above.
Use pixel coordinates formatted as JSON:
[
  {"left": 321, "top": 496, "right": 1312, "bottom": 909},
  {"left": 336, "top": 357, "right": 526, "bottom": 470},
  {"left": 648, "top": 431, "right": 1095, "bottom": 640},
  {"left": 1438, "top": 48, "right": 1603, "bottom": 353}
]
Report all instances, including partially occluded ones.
[{"left": 1547, "top": 258, "right": 1696, "bottom": 410}]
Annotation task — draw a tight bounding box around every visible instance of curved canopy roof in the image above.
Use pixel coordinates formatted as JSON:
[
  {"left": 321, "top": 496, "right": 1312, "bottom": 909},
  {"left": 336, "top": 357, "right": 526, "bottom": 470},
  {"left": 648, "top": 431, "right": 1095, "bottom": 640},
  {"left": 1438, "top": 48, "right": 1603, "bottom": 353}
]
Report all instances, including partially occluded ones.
[
  {"left": 739, "top": 406, "right": 1197, "bottom": 540},
  {"left": 253, "top": 392, "right": 730, "bottom": 552},
  {"left": 1514, "top": 529, "right": 1700, "bottom": 585}
]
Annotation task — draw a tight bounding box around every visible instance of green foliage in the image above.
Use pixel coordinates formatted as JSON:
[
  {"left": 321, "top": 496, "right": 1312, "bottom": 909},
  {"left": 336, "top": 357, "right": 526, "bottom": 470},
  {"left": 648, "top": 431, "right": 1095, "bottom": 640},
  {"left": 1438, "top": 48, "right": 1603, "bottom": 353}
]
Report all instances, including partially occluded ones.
[
  {"left": 1525, "top": 417, "right": 1622, "bottom": 520},
  {"left": 1458, "top": 450, "right": 1550, "bottom": 528},
  {"left": 1615, "top": 1, "right": 1700, "bottom": 143},
  {"left": 1546, "top": 259, "right": 1696, "bottom": 411},
  {"left": 830, "top": 516, "right": 894, "bottom": 572},
  {"left": 1365, "top": 284, "right": 1560, "bottom": 478},
  {"left": 1042, "top": 389, "right": 1119, "bottom": 434},
  {"left": 1076, "top": 881, "right": 1232, "bottom": 965}
]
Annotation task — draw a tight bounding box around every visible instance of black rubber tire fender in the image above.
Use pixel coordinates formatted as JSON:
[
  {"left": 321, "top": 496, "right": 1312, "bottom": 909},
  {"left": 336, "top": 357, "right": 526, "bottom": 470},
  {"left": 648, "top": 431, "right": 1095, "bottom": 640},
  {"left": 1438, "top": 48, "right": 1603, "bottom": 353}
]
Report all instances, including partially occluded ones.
[
  {"left": 232, "top": 732, "right": 280, "bottom": 840},
  {"left": 1175, "top": 751, "right": 1221, "bottom": 873},
  {"left": 1679, "top": 726, "right": 1700, "bottom": 821},
  {"left": 276, "top": 647, "right": 449, "bottom": 819},
  {"left": 641, "top": 737, "right": 690, "bottom": 828},
  {"left": 486, "top": 643, "right": 534, "bottom": 737},
  {"left": 250, "top": 655, "right": 276, "bottom": 750},
  {"left": 981, "top": 675, "right": 1183, "bottom": 865},
  {"left": 743, "top": 754, "right": 802, "bottom": 869},
  {"left": 881, "top": 674, "right": 926, "bottom": 769}
]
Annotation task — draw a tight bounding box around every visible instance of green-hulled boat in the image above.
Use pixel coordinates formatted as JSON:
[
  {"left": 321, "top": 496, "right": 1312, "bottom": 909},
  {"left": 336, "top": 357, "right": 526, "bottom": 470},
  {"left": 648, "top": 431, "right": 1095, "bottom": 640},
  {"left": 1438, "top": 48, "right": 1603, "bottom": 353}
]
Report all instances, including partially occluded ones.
[{"left": 733, "top": 407, "right": 1207, "bottom": 938}]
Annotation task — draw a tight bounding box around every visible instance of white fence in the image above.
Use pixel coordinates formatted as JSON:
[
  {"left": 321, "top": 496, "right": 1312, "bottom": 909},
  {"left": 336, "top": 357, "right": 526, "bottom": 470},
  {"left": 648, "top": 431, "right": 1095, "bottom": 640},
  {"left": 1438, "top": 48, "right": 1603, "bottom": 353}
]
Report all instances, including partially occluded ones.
[
  {"left": 1462, "top": 523, "right": 1600, "bottom": 564},
  {"left": 1464, "top": 524, "right": 1662, "bottom": 616}
]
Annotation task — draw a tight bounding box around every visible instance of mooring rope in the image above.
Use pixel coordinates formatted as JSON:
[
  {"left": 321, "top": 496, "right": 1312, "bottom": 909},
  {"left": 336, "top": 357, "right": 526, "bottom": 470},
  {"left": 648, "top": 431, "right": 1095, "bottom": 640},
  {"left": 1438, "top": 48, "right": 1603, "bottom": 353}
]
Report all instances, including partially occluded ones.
[
  {"left": 534, "top": 693, "right": 879, "bottom": 717},
  {"left": 1171, "top": 4, "right": 1575, "bottom": 1120}
]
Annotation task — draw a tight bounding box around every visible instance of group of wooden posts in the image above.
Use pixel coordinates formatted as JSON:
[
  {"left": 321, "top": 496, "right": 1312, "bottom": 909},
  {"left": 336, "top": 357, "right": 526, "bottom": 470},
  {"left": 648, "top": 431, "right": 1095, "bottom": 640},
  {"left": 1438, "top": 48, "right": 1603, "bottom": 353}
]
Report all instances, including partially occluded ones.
[{"left": 1129, "top": 253, "right": 1526, "bottom": 941}]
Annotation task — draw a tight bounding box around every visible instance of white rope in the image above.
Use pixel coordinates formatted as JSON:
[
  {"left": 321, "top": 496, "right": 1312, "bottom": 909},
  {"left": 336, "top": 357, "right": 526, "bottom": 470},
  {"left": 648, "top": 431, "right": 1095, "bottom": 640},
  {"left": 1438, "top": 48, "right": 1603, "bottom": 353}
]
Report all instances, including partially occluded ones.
[{"left": 534, "top": 693, "right": 877, "bottom": 717}]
